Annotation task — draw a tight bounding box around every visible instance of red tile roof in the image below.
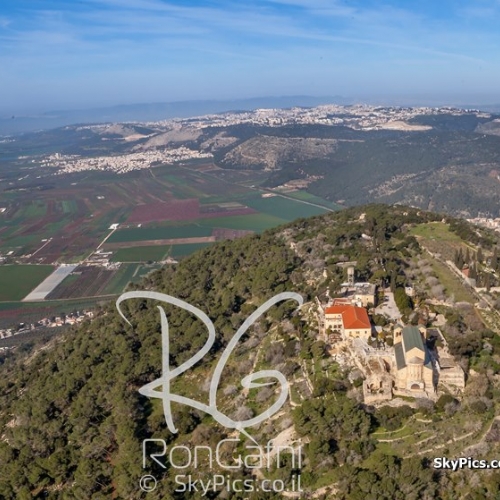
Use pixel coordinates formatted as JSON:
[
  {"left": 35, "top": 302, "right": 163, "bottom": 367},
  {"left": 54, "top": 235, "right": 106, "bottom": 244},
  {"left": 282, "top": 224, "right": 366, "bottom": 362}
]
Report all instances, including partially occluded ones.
[
  {"left": 324, "top": 304, "right": 371, "bottom": 330},
  {"left": 325, "top": 305, "right": 348, "bottom": 315}
]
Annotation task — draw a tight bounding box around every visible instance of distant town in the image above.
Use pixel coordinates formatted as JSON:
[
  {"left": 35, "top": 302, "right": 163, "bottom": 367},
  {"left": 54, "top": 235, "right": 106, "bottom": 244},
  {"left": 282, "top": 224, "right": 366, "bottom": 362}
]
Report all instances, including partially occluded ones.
[
  {"left": 468, "top": 216, "right": 500, "bottom": 233},
  {"left": 34, "top": 104, "right": 490, "bottom": 175},
  {"left": 41, "top": 147, "right": 213, "bottom": 175}
]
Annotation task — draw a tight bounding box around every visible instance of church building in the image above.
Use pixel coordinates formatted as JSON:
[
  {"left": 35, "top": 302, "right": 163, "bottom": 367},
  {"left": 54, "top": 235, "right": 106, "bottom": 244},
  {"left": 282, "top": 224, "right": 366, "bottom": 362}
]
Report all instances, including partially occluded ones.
[{"left": 393, "top": 325, "right": 434, "bottom": 392}]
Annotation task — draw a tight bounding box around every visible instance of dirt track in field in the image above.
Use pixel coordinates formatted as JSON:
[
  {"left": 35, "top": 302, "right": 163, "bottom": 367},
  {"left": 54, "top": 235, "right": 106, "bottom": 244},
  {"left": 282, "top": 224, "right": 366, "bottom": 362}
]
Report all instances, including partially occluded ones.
[{"left": 103, "top": 236, "right": 216, "bottom": 249}]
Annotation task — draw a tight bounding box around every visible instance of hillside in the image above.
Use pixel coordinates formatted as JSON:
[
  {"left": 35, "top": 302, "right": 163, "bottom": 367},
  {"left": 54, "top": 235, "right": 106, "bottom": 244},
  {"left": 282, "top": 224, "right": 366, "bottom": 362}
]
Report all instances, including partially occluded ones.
[{"left": 2, "top": 205, "right": 500, "bottom": 499}]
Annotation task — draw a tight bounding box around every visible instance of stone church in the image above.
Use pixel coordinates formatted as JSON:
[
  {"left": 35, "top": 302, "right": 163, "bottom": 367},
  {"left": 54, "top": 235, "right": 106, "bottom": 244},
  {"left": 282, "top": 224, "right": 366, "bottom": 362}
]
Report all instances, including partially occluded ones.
[{"left": 393, "top": 325, "right": 434, "bottom": 392}]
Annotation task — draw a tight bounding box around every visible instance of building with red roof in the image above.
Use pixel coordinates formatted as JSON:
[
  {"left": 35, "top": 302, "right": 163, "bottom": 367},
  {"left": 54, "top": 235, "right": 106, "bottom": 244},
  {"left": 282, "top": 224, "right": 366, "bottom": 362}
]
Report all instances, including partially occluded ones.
[{"left": 323, "top": 302, "right": 372, "bottom": 342}]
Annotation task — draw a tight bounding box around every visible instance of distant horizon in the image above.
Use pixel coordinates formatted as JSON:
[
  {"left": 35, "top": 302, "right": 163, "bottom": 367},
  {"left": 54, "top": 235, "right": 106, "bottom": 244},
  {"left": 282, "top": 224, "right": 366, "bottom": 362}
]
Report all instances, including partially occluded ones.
[
  {"left": 3, "top": 92, "right": 500, "bottom": 118},
  {"left": 1, "top": 93, "right": 500, "bottom": 136}
]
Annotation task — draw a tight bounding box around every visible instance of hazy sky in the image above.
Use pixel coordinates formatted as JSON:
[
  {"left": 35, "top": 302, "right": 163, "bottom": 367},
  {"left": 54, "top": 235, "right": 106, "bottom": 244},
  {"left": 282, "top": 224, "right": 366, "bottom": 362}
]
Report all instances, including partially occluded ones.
[{"left": 1, "top": 0, "right": 500, "bottom": 113}]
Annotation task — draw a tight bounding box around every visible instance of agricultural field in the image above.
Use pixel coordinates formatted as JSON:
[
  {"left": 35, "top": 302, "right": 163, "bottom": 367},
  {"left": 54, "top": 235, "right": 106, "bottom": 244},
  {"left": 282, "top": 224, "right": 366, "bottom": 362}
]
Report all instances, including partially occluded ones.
[
  {"left": 1, "top": 161, "right": 335, "bottom": 265},
  {"left": 46, "top": 266, "right": 119, "bottom": 299},
  {"left": 153, "top": 165, "right": 261, "bottom": 199},
  {"left": 170, "top": 243, "right": 213, "bottom": 258},
  {"left": 0, "top": 166, "right": 203, "bottom": 263},
  {"left": 197, "top": 213, "right": 288, "bottom": 232},
  {"left": 44, "top": 262, "right": 160, "bottom": 299},
  {"left": 192, "top": 166, "right": 269, "bottom": 188},
  {"left": 110, "top": 245, "right": 171, "bottom": 262},
  {"left": 0, "top": 157, "right": 338, "bottom": 320},
  {"left": 0, "top": 265, "right": 54, "bottom": 301},
  {"left": 107, "top": 224, "right": 213, "bottom": 244},
  {"left": 126, "top": 198, "right": 257, "bottom": 225},
  {"left": 23, "top": 200, "right": 48, "bottom": 218},
  {"left": 241, "top": 194, "right": 330, "bottom": 220},
  {"left": 101, "top": 263, "right": 157, "bottom": 294}
]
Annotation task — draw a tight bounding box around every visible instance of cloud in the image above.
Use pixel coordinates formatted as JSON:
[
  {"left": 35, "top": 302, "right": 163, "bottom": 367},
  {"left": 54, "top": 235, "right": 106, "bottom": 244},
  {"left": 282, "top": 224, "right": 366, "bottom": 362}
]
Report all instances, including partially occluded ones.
[
  {"left": 0, "top": 16, "right": 11, "bottom": 28},
  {"left": 264, "top": 0, "right": 355, "bottom": 16}
]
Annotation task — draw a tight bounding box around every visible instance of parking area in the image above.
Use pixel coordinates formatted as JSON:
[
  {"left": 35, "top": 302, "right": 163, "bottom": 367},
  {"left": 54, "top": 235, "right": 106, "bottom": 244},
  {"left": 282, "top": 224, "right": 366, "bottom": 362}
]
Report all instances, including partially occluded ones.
[{"left": 375, "top": 290, "right": 402, "bottom": 321}]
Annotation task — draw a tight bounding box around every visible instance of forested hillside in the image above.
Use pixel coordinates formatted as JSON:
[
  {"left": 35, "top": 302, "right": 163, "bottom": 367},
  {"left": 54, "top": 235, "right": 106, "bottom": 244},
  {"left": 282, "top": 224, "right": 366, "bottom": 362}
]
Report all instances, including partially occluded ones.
[{"left": 2, "top": 205, "right": 500, "bottom": 499}]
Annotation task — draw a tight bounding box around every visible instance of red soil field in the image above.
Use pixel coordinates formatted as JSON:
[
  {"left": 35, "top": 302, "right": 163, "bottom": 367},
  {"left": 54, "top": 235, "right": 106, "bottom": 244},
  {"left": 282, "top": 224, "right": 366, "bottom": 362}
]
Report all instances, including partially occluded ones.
[
  {"left": 127, "top": 199, "right": 201, "bottom": 224},
  {"left": 19, "top": 215, "right": 59, "bottom": 236},
  {"left": 127, "top": 199, "right": 257, "bottom": 224},
  {"left": 26, "top": 237, "right": 71, "bottom": 264},
  {"left": 63, "top": 217, "right": 87, "bottom": 233}
]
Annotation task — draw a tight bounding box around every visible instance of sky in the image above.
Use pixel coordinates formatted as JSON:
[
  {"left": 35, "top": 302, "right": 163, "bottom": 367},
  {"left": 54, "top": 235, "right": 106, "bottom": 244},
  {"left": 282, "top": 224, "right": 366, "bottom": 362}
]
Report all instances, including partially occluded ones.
[{"left": 1, "top": 0, "right": 500, "bottom": 113}]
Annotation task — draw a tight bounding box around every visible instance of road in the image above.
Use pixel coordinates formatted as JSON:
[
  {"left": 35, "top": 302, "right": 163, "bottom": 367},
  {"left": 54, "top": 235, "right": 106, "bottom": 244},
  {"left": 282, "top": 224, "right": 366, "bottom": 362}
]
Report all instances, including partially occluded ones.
[{"left": 82, "top": 227, "right": 118, "bottom": 263}]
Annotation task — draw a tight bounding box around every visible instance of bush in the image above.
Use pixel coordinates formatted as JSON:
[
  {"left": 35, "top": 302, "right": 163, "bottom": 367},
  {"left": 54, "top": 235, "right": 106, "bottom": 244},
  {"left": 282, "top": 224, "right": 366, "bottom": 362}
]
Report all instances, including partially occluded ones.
[
  {"left": 436, "top": 394, "right": 457, "bottom": 412},
  {"left": 470, "top": 400, "right": 488, "bottom": 414},
  {"left": 376, "top": 405, "right": 414, "bottom": 431}
]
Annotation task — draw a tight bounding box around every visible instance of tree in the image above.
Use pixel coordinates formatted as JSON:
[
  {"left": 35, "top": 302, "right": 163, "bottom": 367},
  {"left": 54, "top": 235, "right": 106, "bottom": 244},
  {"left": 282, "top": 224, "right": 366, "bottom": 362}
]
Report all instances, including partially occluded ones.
[
  {"left": 436, "top": 394, "right": 458, "bottom": 413},
  {"left": 390, "top": 271, "right": 397, "bottom": 293},
  {"left": 456, "top": 248, "right": 464, "bottom": 269},
  {"left": 477, "top": 246, "right": 484, "bottom": 263},
  {"left": 469, "top": 263, "right": 477, "bottom": 281},
  {"left": 491, "top": 247, "right": 498, "bottom": 270},
  {"left": 485, "top": 273, "right": 491, "bottom": 291},
  {"left": 394, "top": 287, "right": 412, "bottom": 313}
]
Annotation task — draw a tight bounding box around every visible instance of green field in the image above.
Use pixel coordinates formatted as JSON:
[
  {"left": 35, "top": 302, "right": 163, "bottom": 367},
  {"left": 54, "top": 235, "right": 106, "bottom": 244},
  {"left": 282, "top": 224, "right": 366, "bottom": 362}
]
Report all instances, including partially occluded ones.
[
  {"left": 0, "top": 297, "right": 108, "bottom": 313},
  {"left": 429, "top": 259, "right": 476, "bottom": 303},
  {"left": 110, "top": 245, "right": 171, "bottom": 262},
  {"left": 54, "top": 273, "right": 80, "bottom": 289},
  {"left": 101, "top": 264, "right": 141, "bottom": 295},
  {"left": 61, "top": 200, "right": 78, "bottom": 214},
  {"left": 158, "top": 174, "right": 206, "bottom": 199},
  {"left": 100, "top": 263, "right": 161, "bottom": 295},
  {"left": 108, "top": 224, "right": 213, "bottom": 243},
  {"left": 108, "top": 212, "right": 292, "bottom": 246},
  {"left": 0, "top": 234, "right": 39, "bottom": 249},
  {"left": 170, "top": 243, "right": 214, "bottom": 258},
  {"left": 410, "top": 222, "right": 463, "bottom": 242},
  {"left": 410, "top": 222, "right": 468, "bottom": 262},
  {"left": 44, "top": 219, "right": 73, "bottom": 234},
  {"left": 0, "top": 265, "right": 55, "bottom": 301},
  {"left": 242, "top": 195, "right": 329, "bottom": 221},
  {"left": 23, "top": 201, "right": 47, "bottom": 218},
  {"left": 198, "top": 213, "right": 288, "bottom": 232}
]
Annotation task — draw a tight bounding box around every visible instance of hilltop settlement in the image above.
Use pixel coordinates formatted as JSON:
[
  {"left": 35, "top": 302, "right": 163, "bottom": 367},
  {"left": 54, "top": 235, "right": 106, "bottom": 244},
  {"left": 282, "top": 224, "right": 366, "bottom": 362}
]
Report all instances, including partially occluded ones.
[{"left": 314, "top": 264, "right": 464, "bottom": 404}]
